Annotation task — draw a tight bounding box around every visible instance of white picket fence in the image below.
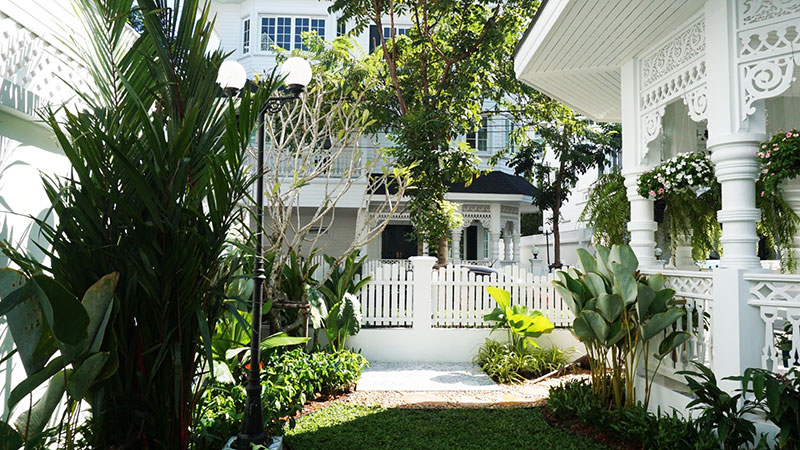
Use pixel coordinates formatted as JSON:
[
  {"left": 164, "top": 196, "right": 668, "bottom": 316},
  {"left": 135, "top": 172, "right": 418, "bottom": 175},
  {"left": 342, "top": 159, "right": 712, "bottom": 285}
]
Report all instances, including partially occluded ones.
[
  {"left": 431, "top": 265, "right": 571, "bottom": 328},
  {"left": 356, "top": 259, "right": 572, "bottom": 329},
  {"left": 358, "top": 264, "right": 414, "bottom": 327}
]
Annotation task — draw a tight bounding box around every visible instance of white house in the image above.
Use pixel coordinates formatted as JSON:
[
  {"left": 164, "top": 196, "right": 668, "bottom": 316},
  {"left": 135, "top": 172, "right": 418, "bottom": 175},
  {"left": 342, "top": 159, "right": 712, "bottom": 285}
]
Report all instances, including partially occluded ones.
[
  {"left": 207, "top": 0, "right": 538, "bottom": 266},
  {"left": 0, "top": 0, "right": 98, "bottom": 418},
  {"left": 515, "top": 0, "right": 800, "bottom": 418}
]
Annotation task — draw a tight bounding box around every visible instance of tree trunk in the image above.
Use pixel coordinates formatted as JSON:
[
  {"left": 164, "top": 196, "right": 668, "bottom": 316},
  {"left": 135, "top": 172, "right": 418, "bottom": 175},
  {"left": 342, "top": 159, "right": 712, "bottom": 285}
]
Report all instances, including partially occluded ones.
[
  {"left": 437, "top": 234, "right": 448, "bottom": 265},
  {"left": 552, "top": 199, "right": 562, "bottom": 269}
]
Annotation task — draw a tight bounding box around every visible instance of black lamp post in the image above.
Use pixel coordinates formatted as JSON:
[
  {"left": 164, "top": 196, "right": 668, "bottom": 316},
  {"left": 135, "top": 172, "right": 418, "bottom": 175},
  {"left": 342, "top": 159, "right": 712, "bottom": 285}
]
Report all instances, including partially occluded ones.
[
  {"left": 538, "top": 225, "right": 551, "bottom": 268},
  {"left": 217, "top": 57, "right": 312, "bottom": 450}
]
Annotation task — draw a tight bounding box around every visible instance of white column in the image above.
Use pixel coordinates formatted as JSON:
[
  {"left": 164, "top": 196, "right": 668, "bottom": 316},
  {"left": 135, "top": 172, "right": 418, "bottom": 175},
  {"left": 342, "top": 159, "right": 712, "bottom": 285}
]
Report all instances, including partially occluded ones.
[
  {"left": 410, "top": 256, "right": 436, "bottom": 330},
  {"left": 670, "top": 233, "right": 697, "bottom": 270},
  {"left": 503, "top": 225, "right": 512, "bottom": 262},
  {"left": 512, "top": 225, "right": 521, "bottom": 264},
  {"left": 451, "top": 227, "right": 463, "bottom": 263},
  {"left": 705, "top": 0, "right": 764, "bottom": 269},
  {"left": 490, "top": 204, "right": 502, "bottom": 266},
  {"left": 624, "top": 172, "right": 658, "bottom": 268}
]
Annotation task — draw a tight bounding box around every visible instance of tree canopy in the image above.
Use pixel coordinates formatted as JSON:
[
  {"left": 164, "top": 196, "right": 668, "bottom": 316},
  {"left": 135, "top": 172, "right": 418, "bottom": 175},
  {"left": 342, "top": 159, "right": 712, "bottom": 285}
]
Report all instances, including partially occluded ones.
[{"left": 329, "top": 0, "right": 538, "bottom": 262}]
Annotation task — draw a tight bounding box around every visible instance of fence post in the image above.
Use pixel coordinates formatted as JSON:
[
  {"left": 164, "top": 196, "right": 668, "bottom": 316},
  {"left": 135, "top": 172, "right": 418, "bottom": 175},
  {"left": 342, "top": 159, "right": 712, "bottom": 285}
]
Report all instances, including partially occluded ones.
[
  {"left": 711, "top": 268, "right": 764, "bottom": 391},
  {"left": 410, "top": 256, "right": 436, "bottom": 330}
]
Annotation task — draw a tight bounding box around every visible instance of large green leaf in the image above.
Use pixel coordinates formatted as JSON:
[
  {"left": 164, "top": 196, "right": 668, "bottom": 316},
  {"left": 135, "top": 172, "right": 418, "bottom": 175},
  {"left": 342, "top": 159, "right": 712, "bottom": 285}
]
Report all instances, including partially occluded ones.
[
  {"left": 307, "top": 287, "right": 328, "bottom": 330},
  {"left": 81, "top": 272, "right": 119, "bottom": 354},
  {"left": 7, "top": 356, "right": 65, "bottom": 412},
  {"left": 576, "top": 249, "right": 597, "bottom": 274},
  {"left": 584, "top": 272, "right": 607, "bottom": 299},
  {"left": 486, "top": 286, "right": 510, "bottom": 312},
  {"left": 650, "top": 288, "right": 675, "bottom": 316},
  {"left": 336, "top": 292, "right": 362, "bottom": 337},
  {"left": 594, "top": 245, "right": 611, "bottom": 278},
  {"left": 224, "top": 332, "right": 309, "bottom": 360},
  {"left": 0, "top": 269, "right": 27, "bottom": 316},
  {"left": 552, "top": 281, "right": 580, "bottom": 315},
  {"left": 641, "top": 308, "right": 684, "bottom": 341},
  {"left": 572, "top": 315, "right": 593, "bottom": 341},
  {"left": 656, "top": 331, "right": 690, "bottom": 359},
  {"left": 611, "top": 262, "right": 638, "bottom": 305},
  {"left": 0, "top": 270, "right": 55, "bottom": 375},
  {"left": 636, "top": 284, "right": 655, "bottom": 319},
  {"left": 596, "top": 293, "right": 623, "bottom": 323},
  {"left": 648, "top": 273, "right": 665, "bottom": 292},
  {"left": 582, "top": 310, "right": 610, "bottom": 341},
  {"left": 14, "top": 370, "right": 67, "bottom": 440},
  {"left": 31, "top": 275, "right": 89, "bottom": 346},
  {"left": 67, "top": 352, "right": 109, "bottom": 400}
]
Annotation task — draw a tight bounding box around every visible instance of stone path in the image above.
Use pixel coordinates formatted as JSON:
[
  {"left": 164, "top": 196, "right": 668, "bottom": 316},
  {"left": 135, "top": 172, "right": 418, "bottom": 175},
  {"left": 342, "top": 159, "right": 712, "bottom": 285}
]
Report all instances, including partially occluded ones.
[{"left": 348, "top": 362, "right": 589, "bottom": 408}]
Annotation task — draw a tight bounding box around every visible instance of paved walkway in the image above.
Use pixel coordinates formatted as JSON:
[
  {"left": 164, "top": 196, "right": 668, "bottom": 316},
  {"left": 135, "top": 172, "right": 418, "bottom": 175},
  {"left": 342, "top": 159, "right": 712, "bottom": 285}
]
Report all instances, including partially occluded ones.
[{"left": 358, "top": 362, "right": 501, "bottom": 391}]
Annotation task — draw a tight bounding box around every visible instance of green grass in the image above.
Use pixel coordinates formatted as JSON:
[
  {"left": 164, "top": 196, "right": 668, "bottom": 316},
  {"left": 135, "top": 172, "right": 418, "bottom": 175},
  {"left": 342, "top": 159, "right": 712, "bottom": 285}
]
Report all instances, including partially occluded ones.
[{"left": 284, "top": 402, "right": 608, "bottom": 450}]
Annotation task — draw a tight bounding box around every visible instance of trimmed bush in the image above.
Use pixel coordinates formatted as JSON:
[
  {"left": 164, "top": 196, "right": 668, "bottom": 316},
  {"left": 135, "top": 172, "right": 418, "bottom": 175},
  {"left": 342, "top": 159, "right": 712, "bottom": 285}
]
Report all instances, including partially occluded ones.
[{"left": 474, "top": 339, "right": 569, "bottom": 384}]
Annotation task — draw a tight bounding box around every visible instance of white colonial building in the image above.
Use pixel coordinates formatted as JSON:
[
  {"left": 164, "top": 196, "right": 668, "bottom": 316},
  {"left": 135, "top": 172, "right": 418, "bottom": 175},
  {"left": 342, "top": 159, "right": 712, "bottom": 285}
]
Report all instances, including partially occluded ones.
[
  {"left": 515, "top": 0, "right": 800, "bottom": 421},
  {"left": 208, "top": 0, "right": 538, "bottom": 266}
]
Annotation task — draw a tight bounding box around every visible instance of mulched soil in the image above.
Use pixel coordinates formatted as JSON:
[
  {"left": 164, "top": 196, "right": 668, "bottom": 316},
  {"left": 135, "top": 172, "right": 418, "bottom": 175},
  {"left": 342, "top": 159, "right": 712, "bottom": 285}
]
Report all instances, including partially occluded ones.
[{"left": 541, "top": 407, "right": 641, "bottom": 450}]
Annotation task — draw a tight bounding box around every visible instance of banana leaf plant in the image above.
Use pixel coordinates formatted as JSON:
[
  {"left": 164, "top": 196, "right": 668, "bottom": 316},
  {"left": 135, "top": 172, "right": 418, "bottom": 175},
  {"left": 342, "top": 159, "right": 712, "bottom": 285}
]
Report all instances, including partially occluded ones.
[
  {"left": 552, "top": 245, "right": 689, "bottom": 409},
  {"left": 484, "top": 287, "right": 555, "bottom": 353},
  {"left": 308, "top": 288, "right": 362, "bottom": 352},
  {"left": 0, "top": 269, "right": 118, "bottom": 447}
]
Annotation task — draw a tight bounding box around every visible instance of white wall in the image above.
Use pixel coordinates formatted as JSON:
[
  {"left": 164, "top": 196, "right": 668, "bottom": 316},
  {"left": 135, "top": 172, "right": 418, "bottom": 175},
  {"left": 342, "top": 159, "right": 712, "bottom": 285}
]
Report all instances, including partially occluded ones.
[{"left": 0, "top": 0, "right": 91, "bottom": 420}]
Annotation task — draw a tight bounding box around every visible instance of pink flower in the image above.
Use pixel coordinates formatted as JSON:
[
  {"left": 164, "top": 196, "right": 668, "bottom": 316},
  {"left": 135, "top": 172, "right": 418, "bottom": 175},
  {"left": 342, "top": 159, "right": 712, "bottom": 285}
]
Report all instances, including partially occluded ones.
[
  {"left": 786, "top": 132, "right": 792, "bottom": 138},
  {"left": 767, "top": 161, "right": 771, "bottom": 165},
  {"left": 649, "top": 191, "right": 656, "bottom": 197},
  {"left": 761, "top": 191, "right": 765, "bottom": 197},
  {"left": 762, "top": 145, "right": 767, "bottom": 149},
  {"left": 763, "top": 169, "right": 769, "bottom": 174},
  {"left": 658, "top": 188, "right": 665, "bottom": 194}
]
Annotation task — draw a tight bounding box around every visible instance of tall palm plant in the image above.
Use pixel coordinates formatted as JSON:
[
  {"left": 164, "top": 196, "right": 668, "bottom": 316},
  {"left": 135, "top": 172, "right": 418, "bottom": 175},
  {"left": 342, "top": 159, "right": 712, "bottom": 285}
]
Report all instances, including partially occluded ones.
[{"left": 5, "top": 0, "right": 279, "bottom": 447}]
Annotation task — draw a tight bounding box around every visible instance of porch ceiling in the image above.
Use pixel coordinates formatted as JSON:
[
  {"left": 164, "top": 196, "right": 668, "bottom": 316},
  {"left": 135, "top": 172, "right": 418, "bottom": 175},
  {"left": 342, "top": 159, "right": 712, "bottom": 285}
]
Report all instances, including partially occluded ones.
[{"left": 513, "top": 0, "right": 703, "bottom": 122}]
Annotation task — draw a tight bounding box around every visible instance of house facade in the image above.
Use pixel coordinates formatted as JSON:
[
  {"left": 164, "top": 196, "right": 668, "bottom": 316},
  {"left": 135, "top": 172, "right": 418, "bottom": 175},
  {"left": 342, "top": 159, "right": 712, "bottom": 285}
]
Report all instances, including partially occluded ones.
[
  {"left": 515, "top": 0, "right": 800, "bottom": 419},
  {"left": 207, "top": 0, "right": 538, "bottom": 266}
]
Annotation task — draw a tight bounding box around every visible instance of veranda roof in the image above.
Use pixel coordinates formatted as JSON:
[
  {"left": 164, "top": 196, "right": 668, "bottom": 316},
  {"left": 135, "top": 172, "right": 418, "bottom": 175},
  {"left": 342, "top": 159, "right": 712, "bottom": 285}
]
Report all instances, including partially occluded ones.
[{"left": 513, "top": 0, "right": 702, "bottom": 122}]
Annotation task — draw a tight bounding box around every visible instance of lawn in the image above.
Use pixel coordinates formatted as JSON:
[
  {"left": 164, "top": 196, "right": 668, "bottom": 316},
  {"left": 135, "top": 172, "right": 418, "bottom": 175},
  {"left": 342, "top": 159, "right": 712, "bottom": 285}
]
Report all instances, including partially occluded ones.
[{"left": 284, "top": 402, "right": 608, "bottom": 450}]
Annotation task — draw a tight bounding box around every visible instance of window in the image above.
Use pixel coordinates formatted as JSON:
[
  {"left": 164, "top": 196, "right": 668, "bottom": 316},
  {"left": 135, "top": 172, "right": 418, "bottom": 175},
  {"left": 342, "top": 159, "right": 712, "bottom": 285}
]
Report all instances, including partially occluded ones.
[
  {"left": 260, "top": 17, "right": 324, "bottom": 52},
  {"left": 261, "top": 17, "right": 291, "bottom": 51},
  {"left": 337, "top": 18, "right": 347, "bottom": 36},
  {"left": 466, "top": 117, "right": 488, "bottom": 152},
  {"left": 242, "top": 18, "right": 250, "bottom": 54},
  {"left": 504, "top": 118, "right": 515, "bottom": 151},
  {"left": 369, "top": 25, "right": 410, "bottom": 53},
  {"left": 483, "top": 232, "right": 489, "bottom": 260}
]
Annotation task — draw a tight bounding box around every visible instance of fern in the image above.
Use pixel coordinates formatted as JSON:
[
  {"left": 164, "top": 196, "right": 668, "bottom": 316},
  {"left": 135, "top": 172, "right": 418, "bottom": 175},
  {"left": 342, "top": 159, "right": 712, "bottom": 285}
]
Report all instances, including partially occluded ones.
[{"left": 580, "top": 172, "right": 630, "bottom": 246}]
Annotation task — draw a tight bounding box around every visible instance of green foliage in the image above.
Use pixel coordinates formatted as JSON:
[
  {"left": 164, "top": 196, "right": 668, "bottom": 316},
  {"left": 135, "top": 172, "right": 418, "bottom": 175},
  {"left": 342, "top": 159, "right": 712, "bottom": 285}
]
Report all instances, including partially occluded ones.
[
  {"left": 552, "top": 245, "right": 688, "bottom": 409},
  {"left": 281, "top": 250, "right": 319, "bottom": 304},
  {"left": 548, "top": 379, "right": 719, "bottom": 449},
  {"left": 679, "top": 363, "right": 763, "bottom": 450},
  {"left": 547, "top": 379, "right": 607, "bottom": 425},
  {"left": 473, "top": 339, "right": 568, "bottom": 384},
  {"left": 0, "top": 1, "right": 282, "bottom": 447},
  {"left": 311, "top": 251, "right": 370, "bottom": 351},
  {"left": 736, "top": 367, "right": 800, "bottom": 449},
  {"left": 285, "top": 403, "right": 607, "bottom": 450},
  {"left": 758, "top": 180, "right": 800, "bottom": 273},
  {"left": 484, "top": 287, "right": 555, "bottom": 352},
  {"left": 193, "top": 349, "right": 368, "bottom": 447},
  {"left": 0, "top": 271, "right": 117, "bottom": 447},
  {"left": 328, "top": 0, "right": 537, "bottom": 261},
  {"left": 580, "top": 172, "right": 630, "bottom": 246}
]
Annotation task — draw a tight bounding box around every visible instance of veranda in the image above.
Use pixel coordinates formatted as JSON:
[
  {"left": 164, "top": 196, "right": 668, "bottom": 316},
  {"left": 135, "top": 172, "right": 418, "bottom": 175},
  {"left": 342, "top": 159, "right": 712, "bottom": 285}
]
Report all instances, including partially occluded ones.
[{"left": 514, "top": 0, "right": 800, "bottom": 418}]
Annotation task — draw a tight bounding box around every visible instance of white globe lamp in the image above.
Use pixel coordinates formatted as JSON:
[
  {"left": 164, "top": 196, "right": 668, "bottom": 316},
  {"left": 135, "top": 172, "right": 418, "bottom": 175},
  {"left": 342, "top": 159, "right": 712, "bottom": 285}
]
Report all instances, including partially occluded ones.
[{"left": 280, "top": 57, "right": 312, "bottom": 95}]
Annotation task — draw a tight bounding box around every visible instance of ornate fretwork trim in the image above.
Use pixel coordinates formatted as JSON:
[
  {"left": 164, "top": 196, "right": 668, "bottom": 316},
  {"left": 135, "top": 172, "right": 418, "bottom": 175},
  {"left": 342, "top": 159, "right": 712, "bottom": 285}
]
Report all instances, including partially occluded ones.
[
  {"left": 500, "top": 205, "right": 518, "bottom": 215},
  {"left": 683, "top": 85, "right": 708, "bottom": 122},
  {"left": 740, "top": 55, "right": 796, "bottom": 117},
  {"left": 642, "top": 106, "right": 666, "bottom": 149},
  {"left": 739, "top": 0, "right": 800, "bottom": 27},
  {"left": 641, "top": 18, "right": 705, "bottom": 89}
]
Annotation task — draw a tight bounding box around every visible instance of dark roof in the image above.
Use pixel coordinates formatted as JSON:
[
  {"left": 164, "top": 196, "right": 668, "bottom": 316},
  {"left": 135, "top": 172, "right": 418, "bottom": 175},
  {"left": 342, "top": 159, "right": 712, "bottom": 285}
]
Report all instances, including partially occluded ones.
[
  {"left": 447, "top": 171, "right": 535, "bottom": 196},
  {"left": 372, "top": 170, "right": 536, "bottom": 196}
]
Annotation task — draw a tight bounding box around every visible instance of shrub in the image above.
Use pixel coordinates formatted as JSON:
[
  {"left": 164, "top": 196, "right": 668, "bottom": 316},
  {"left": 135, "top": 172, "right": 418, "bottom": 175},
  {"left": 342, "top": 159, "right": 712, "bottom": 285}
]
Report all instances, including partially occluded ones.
[
  {"left": 192, "top": 349, "right": 369, "bottom": 447},
  {"left": 737, "top": 367, "right": 800, "bottom": 449},
  {"left": 547, "top": 380, "right": 719, "bottom": 449},
  {"left": 547, "top": 379, "right": 606, "bottom": 425},
  {"left": 474, "top": 339, "right": 568, "bottom": 384}
]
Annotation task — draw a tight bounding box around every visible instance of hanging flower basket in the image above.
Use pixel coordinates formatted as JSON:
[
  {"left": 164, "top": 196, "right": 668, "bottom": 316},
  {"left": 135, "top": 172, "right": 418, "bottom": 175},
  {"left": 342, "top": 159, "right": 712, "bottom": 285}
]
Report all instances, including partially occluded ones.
[
  {"left": 636, "top": 152, "right": 721, "bottom": 261},
  {"left": 636, "top": 152, "right": 717, "bottom": 200},
  {"left": 758, "top": 129, "right": 800, "bottom": 196}
]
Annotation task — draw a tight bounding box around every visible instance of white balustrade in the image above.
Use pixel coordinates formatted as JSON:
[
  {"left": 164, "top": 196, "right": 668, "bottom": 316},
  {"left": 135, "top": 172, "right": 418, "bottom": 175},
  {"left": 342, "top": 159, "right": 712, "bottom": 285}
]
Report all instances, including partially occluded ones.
[
  {"left": 641, "top": 269, "right": 714, "bottom": 378},
  {"left": 746, "top": 273, "right": 800, "bottom": 373}
]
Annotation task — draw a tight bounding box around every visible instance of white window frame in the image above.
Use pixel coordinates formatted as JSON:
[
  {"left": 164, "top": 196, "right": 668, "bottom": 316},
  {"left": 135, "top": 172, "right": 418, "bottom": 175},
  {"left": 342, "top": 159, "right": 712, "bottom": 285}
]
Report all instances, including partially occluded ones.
[
  {"left": 242, "top": 17, "right": 251, "bottom": 54},
  {"left": 258, "top": 15, "right": 327, "bottom": 53}
]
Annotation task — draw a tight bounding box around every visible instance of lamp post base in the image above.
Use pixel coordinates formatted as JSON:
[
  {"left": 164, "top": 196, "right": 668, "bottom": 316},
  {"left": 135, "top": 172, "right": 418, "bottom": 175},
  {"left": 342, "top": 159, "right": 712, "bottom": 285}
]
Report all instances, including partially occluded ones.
[{"left": 224, "top": 436, "right": 283, "bottom": 450}]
